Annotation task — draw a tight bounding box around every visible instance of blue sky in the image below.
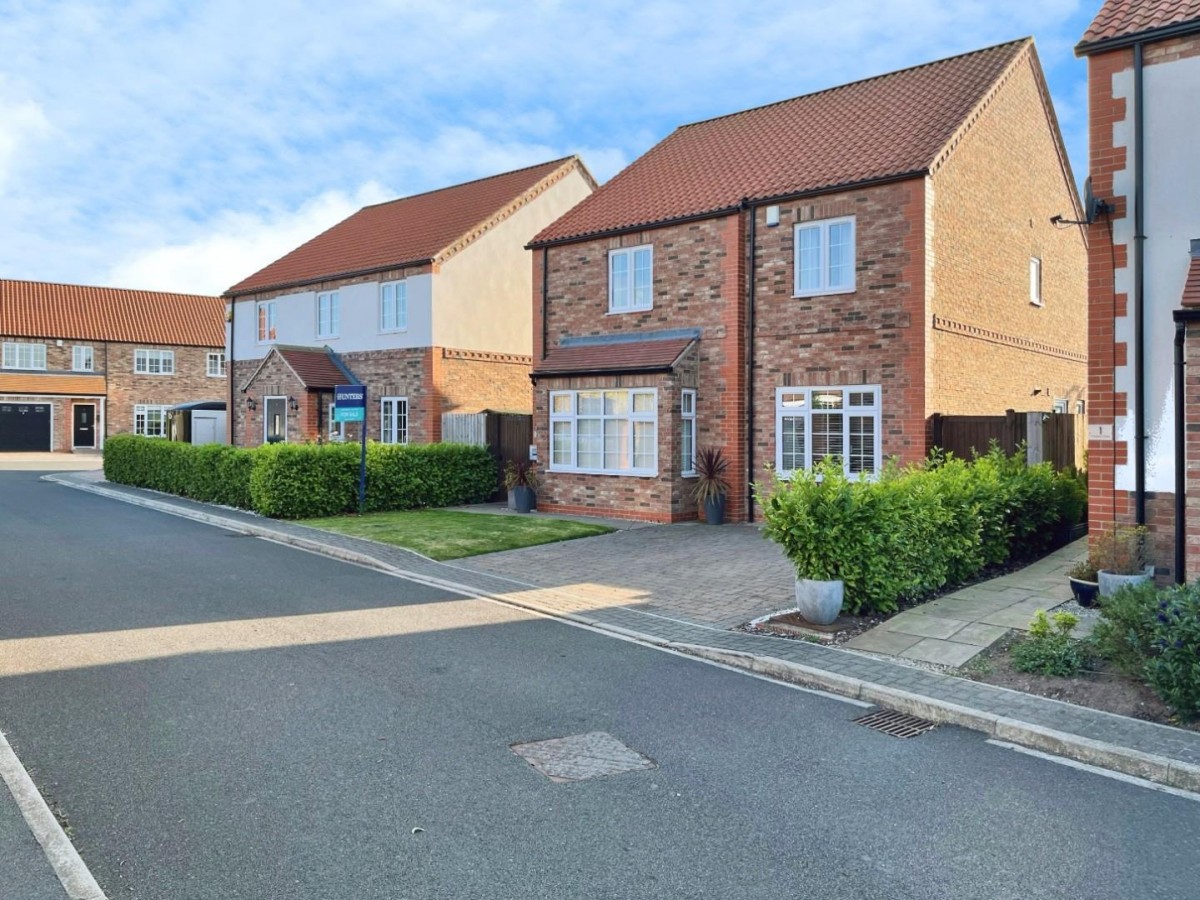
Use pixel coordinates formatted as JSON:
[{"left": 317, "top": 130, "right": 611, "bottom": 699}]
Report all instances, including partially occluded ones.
[{"left": 0, "top": 1, "right": 1098, "bottom": 296}]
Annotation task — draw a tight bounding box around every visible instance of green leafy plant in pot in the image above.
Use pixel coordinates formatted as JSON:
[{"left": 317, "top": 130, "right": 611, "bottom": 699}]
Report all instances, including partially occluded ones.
[
  {"left": 504, "top": 460, "right": 539, "bottom": 514},
  {"left": 692, "top": 446, "right": 730, "bottom": 525},
  {"left": 1065, "top": 558, "right": 1100, "bottom": 608}
]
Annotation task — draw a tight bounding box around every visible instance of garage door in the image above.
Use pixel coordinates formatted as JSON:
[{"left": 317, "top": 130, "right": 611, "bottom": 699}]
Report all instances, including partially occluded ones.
[{"left": 0, "top": 402, "right": 51, "bottom": 451}]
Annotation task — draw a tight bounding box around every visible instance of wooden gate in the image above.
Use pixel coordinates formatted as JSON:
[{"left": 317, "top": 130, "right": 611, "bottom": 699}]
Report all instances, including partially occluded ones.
[{"left": 442, "top": 410, "right": 532, "bottom": 497}]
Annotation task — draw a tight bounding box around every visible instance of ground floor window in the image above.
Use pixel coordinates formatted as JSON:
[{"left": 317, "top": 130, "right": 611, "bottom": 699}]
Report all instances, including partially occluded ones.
[
  {"left": 381, "top": 396, "right": 408, "bottom": 444},
  {"left": 681, "top": 389, "right": 696, "bottom": 476},
  {"left": 133, "top": 404, "right": 169, "bottom": 437},
  {"left": 549, "top": 388, "right": 657, "bottom": 476},
  {"left": 775, "top": 385, "right": 880, "bottom": 478},
  {"left": 327, "top": 397, "right": 344, "bottom": 442}
]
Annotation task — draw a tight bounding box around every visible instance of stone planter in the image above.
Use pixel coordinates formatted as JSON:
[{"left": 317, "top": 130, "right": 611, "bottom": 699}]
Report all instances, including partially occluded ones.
[
  {"left": 794, "top": 578, "right": 844, "bottom": 626},
  {"left": 1098, "top": 566, "right": 1154, "bottom": 598},
  {"left": 703, "top": 495, "right": 726, "bottom": 525}
]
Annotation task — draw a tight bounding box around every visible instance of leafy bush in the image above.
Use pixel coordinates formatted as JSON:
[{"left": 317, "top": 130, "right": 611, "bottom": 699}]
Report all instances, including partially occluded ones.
[
  {"left": 757, "top": 446, "right": 1086, "bottom": 616},
  {"left": 1144, "top": 584, "right": 1200, "bottom": 718},
  {"left": 103, "top": 435, "right": 496, "bottom": 519},
  {"left": 1090, "top": 580, "right": 1160, "bottom": 676},
  {"left": 1012, "top": 610, "right": 1088, "bottom": 677}
]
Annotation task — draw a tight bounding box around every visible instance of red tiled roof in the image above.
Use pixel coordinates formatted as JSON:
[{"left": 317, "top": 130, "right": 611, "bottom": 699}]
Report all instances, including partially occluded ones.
[
  {"left": 0, "top": 279, "right": 224, "bottom": 347},
  {"left": 1078, "top": 0, "right": 1200, "bottom": 50},
  {"left": 532, "top": 338, "right": 694, "bottom": 377},
  {"left": 533, "top": 40, "right": 1029, "bottom": 245},
  {"left": 227, "top": 157, "right": 584, "bottom": 296},
  {"left": 0, "top": 373, "right": 107, "bottom": 396},
  {"left": 277, "top": 346, "right": 350, "bottom": 390},
  {"left": 1182, "top": 253, "right": 1200, "bottom": 308}
]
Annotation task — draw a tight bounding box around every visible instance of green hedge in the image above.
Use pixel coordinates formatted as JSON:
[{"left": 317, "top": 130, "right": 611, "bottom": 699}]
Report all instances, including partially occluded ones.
[
  {"left": 756, "top": 447, "right": 1086, "bottom": 615},
  {"left": 104, "top": 435, "right": 496, "bottom": 518}
]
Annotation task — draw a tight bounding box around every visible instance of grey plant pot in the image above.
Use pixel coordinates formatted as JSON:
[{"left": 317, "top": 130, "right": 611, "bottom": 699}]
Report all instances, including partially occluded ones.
[
  {"left": 794, "top": 578, "right": 844, "bottom": 626},
  {"left": 1098, "top": 566, "right": 1154, "bottom": 598},
  {"left": 512, "top": 486, "right": 536, "bottom": 514}
]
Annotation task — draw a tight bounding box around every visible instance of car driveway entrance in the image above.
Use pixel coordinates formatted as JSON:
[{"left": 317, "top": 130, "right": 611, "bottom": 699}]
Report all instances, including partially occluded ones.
[{"left": 453, "top": 521, "right": 796, "bottom": 629}]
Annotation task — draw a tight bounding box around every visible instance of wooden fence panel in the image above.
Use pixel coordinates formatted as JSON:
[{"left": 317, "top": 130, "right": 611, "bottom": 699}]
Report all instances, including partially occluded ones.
[
  {"left": 930, "top": 411, "right": 1083, "bottom": 471},
  {"left": 441, "top": 412, "right": 487, "bottom": 446}
]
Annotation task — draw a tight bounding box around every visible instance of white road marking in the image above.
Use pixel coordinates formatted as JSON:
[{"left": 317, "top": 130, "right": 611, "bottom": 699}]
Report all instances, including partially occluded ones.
[{"left": 985, "top": 739, "right": 1200, "bottom": 801}]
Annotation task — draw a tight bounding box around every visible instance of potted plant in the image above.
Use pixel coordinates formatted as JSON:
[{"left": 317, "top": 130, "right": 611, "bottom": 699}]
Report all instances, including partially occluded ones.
[
  {"left": 504, "top": 460, "right": 539, "bottom": 514},
  {"left": 1093, "top": 524, "right": 1153, "bottom": 597},
  {"left": 1065, "top": 558, "right": 1100, "bottom": 608},
  {"left": 692, "top": 447, "right": 730, "bottom": 525}
]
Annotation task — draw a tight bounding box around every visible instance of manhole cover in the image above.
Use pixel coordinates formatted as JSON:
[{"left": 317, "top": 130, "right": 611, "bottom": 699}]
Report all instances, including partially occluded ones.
[
  {"left": 511, "top": 732, "right": 657, "bottom": 782},
  {"left": 854, "top": 709, "right": 937, "bottom": 739}
]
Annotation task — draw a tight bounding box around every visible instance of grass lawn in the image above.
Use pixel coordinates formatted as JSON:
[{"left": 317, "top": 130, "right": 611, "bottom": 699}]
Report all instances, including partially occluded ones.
[{"left": 298, "top": 509, "right": 614, "bottom": 560}]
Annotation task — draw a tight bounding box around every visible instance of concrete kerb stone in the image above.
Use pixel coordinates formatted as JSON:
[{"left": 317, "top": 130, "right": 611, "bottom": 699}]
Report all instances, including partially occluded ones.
[{"left": 45, "top": 475, "right": 1200, "bottom": 795}]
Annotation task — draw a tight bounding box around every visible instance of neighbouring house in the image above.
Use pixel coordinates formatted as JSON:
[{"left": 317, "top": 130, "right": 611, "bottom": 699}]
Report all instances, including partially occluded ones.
[
  {"left": 1076, "top": 0, "right": 1200, "bottom": 581},
  {"left": 0, "top": 279, "right": 226, "bottom": 452},
  {"left": 225, "top": 157, "right": 595, "bottom": 447},
  {"left": 527, "top": 38, "right": 1087, "bottom": 524}
]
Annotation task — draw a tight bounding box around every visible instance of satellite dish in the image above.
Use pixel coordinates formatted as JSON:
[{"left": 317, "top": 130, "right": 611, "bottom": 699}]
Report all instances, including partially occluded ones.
[{"left": 1083, "top": 176, "right": 1111, "bottom": 224}]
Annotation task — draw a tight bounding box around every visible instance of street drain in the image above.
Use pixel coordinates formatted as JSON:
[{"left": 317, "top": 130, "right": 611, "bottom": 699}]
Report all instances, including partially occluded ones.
[
  {"left": 855, "top": 709, "right": 937, "bottom": 738},
  {"left": 511, "top": 732, "right": 657, "bottom": 783}
]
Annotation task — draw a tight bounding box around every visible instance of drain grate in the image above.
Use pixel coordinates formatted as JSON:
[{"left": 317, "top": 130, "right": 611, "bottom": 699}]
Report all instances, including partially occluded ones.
[
  {"left": 511, "top": 732, "right": 657, "bottom": 783},
  {"left": 854, "top": 709, "right": 937, "bottom": 739}
]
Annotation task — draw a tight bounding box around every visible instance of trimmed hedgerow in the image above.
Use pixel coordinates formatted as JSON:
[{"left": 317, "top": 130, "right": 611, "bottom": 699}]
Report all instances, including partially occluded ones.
[
  {"left": 756, "top": 446, "right": 1086, "bottom": 616},
  {"left": 102, "top": 435, "right": 496, "bottom": 519}
]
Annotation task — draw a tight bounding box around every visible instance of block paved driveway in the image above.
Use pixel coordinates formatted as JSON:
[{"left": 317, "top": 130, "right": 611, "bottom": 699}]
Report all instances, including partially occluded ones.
[{"left": 452, "top": 522, "right": 796, "bottom": 629}]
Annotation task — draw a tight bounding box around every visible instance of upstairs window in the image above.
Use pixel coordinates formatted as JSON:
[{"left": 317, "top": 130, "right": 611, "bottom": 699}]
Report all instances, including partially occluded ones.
[
  {"left": 380, "top": 281, "right": 408, "bottom": 332},
  {"left": 72, "top": 345, "right": 94, "bottom": 372},
  {"left": 317, "top": 291, "right": 340, "bottom": 338},
  {"left": 2, "top": 342, "right": 46, "bottom": 370},
  {"left": 794, "top": 216, "right": 856, "bottom": 296},
  {"left": 609, "top": 245, "right": 653, "bottom": 312},
  {"left": 257, "top": 300, "right": 277, "bottom": 343},
  {"left": 207, "top": 352, "right": 225, "bottom": 377},
  {"left": 134, "top": 349, "right": 175, "bottom": 374},
  {"left": 1030, "top": 257, "right": 1043, "bottom": 306}
]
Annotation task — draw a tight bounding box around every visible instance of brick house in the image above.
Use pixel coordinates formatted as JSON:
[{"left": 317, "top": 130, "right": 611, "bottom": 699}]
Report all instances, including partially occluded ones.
[
  {"left": 0, "top": 279, "right": 225, "bottom": 452},
  {"left": 527, "top": 38, "right": 1086, "bottom": 523},
  {"left": 1076, "top": 1, "right": 1200, "bottom": 581},
  {"left": 225, "top": 157, "right": 594, "bottom": 446}
]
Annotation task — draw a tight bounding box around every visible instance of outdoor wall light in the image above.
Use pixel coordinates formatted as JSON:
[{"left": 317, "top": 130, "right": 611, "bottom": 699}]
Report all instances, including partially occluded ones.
[
  {"left": 246, "top": 396, "right": 257, "bottom": 411},
  {"left": 288, "top": 396, "right": 300, "bottom": 412}
]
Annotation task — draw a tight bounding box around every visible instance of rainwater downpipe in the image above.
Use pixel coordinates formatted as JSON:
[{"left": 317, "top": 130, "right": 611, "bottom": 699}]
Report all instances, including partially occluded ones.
[
  {"left": 1173, "top": 312, "right": 1190, "bottom": 583},
  {"left": 540, "top": 247, "right": 550, "bottom": 363},
  {"left": 744, "top": 199, "right": 757, "bottom": 522},
  {"left": 1133, "top": 41, "right": 1147, "bottom": 525},
  {"left": 228, "top": 298, "right": 236, "bottom": 445}
]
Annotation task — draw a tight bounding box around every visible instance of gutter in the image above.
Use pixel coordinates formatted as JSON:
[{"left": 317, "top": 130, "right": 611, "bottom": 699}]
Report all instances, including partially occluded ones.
[
  {"left": 223, "top": 258, "right": 436, "bottom": 300},
  {"left": 1076, "top": 20, "right": 1200, "bottom": 56}
]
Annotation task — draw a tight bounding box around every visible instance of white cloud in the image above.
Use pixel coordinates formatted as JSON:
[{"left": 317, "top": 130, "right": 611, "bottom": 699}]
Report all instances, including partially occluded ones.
[
  {"left": 0, "top": 78, "right": 52, "bottom": 194},
  {"left": 106, "top": 182, "right": 394, "bottom": 295}
]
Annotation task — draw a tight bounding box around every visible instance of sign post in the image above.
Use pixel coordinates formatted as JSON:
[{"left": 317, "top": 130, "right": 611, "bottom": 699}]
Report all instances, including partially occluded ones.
[{"left": 334, "top": 385, "right": 368, "bottom": 514}]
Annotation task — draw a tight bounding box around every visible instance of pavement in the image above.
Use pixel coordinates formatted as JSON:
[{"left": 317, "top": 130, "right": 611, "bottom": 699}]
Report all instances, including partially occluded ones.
[
  {"left": 0, "top": 451, "right": 103, "bottom": 471},
  {"left": 42, "top": 470, "right": 1200, "bottom": 796}
]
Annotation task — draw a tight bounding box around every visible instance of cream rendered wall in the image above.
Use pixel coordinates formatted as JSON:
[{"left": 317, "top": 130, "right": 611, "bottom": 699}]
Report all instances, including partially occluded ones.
[
  {"left": 1111, "top": 54, "right": 1200, "bottom": 492},
  {"left": 432, "top": 167, "right": 593, "bottom": 354},
  {"left": 230, "top": 275, "right": 434, "bottom": 361}
]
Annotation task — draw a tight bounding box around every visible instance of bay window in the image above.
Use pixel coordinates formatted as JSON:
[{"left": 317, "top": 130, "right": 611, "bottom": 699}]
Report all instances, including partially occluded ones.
[{"left": 549, "top": 388, "right": 657, "bottom": 475}]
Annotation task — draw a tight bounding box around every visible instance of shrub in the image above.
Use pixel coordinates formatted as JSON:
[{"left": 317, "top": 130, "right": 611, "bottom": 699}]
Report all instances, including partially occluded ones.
[
  {"left": 366, "top": 442, "right": 496, "bottom": 512},
  {"left": 1144, "top": 584, "right": 1200, "bottom": 718},
  {"left": 1011, "top": 610, "right": 1088, "bottom": 677},
  {"left": 249, "top": 442, "right": 361, "bottom": 518},
  {"left": 1090, "top": 580, "right": 1160, "bottom": 676}
]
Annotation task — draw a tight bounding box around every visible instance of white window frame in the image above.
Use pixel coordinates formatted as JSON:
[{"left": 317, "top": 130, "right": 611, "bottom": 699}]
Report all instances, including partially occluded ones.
[
  {"left": 608, "top": 244, "right": 653, "bottom": 313},
  {"left": 2, "top": 342, "right": 47, "bottom": 370},
  {"left": 1030, "top": 257, "right": 1043, "bottom": 306},
  {"left": 380, "top": 281, "right": 408, "bottom": 332},
  {"left": 257, "top": 300, "right": 277, "bottom": 343},
  {"left": 380, "top": 396, "right": 409, "bottom": 445},
  {"left": 206, "top": 352, "right": 225, "bottom": 378},
  {"left": 793, "top": 216, "right": 856, "bottom": 297},
  {"left": 775, "top": 385, "right": 881, "bottom": 480},
  {"left": 327, "top": 398, "right": 345, "bottom": 442},
  {"left": 72, "top": 345, "right": 94, "bottom": 372},
  {"left": 549, "top": 388, "right": 658, "bottom": 476},
  {"left": 681, "top": 389, "right": 697, "bottom": 477},
  {"left": 317, "top": 290, "right": 340, "bottom": 339},
  {"left": 133, "top": 404, "right": 169, "bottom": 438},
  {"left": 134, "top": 348, "right": 175, "bottom": 375}
]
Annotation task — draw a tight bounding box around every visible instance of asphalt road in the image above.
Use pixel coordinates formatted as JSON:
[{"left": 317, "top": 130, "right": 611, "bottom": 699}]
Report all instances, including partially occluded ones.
[{"left": 1, "top": 470, "right": 1199, "bottom": 899}]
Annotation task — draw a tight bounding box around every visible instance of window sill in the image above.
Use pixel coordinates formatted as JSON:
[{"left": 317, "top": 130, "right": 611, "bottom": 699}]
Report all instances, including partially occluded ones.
[
  {"left": 682, "top": 472, "right": 697, "bottom": 479},
  {"left": 317, "top": 335, "right": 340, "bottom": 341},
  {"left": 792, "top": 286, "right": 857, "bottom": 299},
  {"left": 549, "top": 465, "right": 659, "bottom": 478},
  {"left": 606, "top": 307, "right": 653, "bottom": 316},
  {"left": 1030, "top": 300, "right": 1044, "bottom": 308},
  {"left": 379, "top": 327, "right": 409, "bottom": 335}
]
